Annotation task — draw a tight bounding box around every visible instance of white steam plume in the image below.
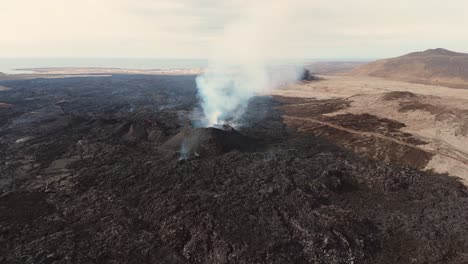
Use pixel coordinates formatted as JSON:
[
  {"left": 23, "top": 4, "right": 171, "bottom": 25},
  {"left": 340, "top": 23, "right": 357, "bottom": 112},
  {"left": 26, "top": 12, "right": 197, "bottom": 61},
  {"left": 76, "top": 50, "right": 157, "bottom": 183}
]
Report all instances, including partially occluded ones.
[{"left": 196, "top": 1, "right": 307, "bottom": 127}]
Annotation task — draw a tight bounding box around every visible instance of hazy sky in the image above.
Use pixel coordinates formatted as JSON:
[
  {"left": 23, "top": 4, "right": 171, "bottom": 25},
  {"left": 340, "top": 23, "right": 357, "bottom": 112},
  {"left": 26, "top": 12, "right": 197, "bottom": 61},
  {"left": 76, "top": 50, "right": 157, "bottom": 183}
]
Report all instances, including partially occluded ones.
[{"left": 1, "top": 0, "right": 467, "bottom": 59}]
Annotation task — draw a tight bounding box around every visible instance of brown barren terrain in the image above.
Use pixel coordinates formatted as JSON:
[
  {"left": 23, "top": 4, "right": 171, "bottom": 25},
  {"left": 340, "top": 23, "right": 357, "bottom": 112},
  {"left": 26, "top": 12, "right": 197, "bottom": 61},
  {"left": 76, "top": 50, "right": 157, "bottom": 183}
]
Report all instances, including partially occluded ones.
[
  {"left": 305, "top": 61, "right": 367, "bottom": 75},
  {"left": 269, "top": 75, "right": 468, "bottom": 184},
  {"left": 345, "top": 48, "right": 468, "bottom": 88}
]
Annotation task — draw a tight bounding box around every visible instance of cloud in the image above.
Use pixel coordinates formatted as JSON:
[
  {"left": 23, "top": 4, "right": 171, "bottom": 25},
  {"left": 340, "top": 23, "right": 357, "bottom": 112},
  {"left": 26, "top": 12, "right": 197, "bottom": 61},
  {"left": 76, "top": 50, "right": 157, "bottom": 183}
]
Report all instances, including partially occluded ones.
[{"left": 0, "top": 0, "right": 467, "bottom": 58}]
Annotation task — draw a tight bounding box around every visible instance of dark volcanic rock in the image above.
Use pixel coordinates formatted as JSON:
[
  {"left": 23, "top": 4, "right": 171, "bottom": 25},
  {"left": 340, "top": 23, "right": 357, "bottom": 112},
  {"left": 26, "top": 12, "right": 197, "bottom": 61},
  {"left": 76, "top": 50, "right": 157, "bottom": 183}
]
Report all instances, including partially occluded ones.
[
  {"left": 162, "top": 125, "right": 257, "bottom": 158},
  {"left": 382, "top": 91, "right": 418, "bottom": 101},
  {"left": 301, "top": 68, "right": 321, "bottom": 81},
  {"left": 0, "top": 75, "right": 466, "bottom": 264}
]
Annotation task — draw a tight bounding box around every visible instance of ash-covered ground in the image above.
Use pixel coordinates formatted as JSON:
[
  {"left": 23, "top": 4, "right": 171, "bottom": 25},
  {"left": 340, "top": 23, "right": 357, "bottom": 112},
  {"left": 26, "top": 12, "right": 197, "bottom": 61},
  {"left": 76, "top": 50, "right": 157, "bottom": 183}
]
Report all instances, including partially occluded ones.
[{"left": 0, "top": 75, "right": 467, "bottom": 264}]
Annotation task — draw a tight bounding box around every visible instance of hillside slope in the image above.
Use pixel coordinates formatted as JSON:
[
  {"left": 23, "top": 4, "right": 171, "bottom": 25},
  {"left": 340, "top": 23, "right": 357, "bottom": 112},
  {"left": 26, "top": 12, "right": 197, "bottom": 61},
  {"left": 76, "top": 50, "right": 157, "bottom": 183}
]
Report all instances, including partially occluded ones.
[{"left": 346, "top": 48, "right": 468, "bottom": 88}]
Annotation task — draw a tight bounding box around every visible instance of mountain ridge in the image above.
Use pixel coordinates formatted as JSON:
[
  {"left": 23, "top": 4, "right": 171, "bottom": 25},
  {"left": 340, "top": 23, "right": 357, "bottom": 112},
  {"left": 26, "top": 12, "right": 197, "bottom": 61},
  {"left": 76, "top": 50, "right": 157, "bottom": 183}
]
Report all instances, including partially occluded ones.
[
  {"left": 403, "top": 48, "right": 467, "bottom": 57},
  {"left": 346, "top": 48, "right": 468, "bottom": 88}
]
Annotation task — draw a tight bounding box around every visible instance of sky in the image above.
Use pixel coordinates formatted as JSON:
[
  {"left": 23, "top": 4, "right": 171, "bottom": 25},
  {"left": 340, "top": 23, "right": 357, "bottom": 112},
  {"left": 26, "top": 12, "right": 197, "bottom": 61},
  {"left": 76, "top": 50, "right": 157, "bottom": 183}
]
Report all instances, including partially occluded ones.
[{"left": 1, "top": 0, "right": 467, "bottom": 59}]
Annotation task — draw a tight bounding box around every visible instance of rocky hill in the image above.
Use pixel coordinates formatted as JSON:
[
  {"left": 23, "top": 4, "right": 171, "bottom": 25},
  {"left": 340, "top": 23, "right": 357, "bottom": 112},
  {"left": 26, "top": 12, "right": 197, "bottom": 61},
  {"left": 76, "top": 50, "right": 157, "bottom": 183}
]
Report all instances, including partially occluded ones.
[{"left": 346, "top": 48, "right": 468, "bottom": 88}]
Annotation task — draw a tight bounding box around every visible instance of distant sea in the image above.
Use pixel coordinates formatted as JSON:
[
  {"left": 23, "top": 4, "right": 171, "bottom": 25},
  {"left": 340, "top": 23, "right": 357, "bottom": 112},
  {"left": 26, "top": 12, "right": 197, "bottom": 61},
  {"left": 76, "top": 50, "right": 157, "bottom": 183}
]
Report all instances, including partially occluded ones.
[
  {"left": 0, "top": 58, "right": 373, "bottom": 74},
  {"left": 0, "top": 58, "right": 209, "bottom": 74}
]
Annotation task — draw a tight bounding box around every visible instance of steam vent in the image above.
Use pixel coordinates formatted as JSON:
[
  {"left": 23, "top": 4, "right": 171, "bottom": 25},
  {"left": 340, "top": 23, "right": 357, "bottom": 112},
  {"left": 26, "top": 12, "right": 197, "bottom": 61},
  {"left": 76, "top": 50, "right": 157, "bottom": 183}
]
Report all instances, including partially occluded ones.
[{"left": 162, "top": 124, "right": 256, "bottom": 158}]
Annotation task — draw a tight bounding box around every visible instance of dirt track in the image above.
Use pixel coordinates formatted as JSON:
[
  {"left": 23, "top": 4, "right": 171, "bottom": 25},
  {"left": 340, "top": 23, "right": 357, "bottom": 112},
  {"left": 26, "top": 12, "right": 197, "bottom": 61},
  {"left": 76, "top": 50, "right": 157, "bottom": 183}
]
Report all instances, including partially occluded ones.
[
  {"left": 283, "top": 115, "right": 468, "bottom": 166},
  {"left": 269, "top": 76, "right": 468, "bottom": 183}
]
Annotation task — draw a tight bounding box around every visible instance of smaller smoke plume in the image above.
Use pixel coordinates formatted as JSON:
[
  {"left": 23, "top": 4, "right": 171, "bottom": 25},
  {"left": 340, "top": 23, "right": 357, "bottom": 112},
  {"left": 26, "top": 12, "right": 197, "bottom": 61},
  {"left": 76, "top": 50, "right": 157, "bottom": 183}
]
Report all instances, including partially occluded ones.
[
  {"left": 179, "top": 138, "right": 190, "bottom": 160},
  {"left": 196, "top": 1, "right": 306, "bottom": 127}
]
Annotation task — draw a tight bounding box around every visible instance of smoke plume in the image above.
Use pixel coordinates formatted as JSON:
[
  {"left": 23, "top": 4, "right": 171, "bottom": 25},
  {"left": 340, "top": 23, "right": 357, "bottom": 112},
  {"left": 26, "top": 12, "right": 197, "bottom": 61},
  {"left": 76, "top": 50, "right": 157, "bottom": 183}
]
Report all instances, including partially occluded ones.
[{"left": 196, "top": 1, "right": 306, "bottom": 127}]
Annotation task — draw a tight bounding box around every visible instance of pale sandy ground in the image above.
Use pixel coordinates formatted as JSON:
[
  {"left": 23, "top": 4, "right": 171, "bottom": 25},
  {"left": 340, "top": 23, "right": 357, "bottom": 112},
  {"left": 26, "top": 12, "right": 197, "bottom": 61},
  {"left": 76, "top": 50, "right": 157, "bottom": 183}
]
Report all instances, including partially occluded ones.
[
  {"left": 17, "top": 68, "right": 202, "bottom": 75},
  {"left": 269, "top": 75, "right": 468, "bottom": 184},
  {"left": 0, "top": 68, "right": 201, "bottom": 81}
]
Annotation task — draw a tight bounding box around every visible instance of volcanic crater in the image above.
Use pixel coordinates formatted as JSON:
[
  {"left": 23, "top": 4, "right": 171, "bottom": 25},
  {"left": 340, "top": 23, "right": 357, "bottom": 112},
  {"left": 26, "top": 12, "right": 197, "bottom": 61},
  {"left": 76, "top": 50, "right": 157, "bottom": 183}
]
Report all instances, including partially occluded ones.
[{"left": 162, "top": 124, "right": 257, "bottom": 159}]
